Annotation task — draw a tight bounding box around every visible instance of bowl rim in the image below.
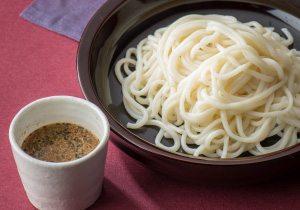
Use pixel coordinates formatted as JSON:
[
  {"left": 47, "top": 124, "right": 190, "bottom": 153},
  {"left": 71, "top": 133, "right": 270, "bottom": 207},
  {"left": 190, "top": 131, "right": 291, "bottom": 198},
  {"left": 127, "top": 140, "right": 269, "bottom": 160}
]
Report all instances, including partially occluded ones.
[
  {"left": 77, "top": 0, "right": 300, "bottom": 166},
  {"left": 9, "top": 95, "right": 110, "bottom": 168}
]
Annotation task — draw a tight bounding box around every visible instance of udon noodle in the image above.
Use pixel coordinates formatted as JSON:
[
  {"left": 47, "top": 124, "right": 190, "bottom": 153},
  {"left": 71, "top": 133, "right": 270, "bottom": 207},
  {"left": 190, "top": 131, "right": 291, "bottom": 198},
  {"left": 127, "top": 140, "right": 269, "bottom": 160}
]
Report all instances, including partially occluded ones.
[{"left": 114, "top": 14, "right": 300, "bottom": 158}]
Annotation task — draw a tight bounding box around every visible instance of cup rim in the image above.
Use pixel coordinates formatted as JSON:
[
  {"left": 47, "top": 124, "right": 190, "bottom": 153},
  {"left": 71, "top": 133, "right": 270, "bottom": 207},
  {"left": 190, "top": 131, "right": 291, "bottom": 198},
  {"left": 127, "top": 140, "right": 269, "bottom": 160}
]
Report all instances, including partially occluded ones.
[{"left": 9, "top": 95, "right": 110, "bottom": 168}]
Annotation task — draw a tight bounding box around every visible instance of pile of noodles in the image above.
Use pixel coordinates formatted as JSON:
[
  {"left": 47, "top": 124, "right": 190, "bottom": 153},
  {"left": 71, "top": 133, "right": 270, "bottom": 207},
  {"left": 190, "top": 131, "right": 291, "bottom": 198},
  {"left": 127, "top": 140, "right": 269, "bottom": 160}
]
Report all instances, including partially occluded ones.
[{"left": 115, "top": 14, "right": 300, "bottom": 158}]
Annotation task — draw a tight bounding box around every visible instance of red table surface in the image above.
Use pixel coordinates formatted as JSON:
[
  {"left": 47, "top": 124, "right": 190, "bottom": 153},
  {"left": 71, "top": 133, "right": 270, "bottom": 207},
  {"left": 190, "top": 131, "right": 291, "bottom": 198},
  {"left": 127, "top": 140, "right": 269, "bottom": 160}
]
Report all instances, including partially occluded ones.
[{"left": 1, "top": 0, "right": 300, "bottom": 209}]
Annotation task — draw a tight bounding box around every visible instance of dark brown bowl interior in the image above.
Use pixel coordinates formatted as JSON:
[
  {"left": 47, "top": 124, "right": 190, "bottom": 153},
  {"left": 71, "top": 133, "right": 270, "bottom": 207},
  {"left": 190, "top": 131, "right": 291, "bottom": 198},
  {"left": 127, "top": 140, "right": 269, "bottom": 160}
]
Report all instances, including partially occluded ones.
[{"left": 77, "top": 0, "right": 300, "bottom": 184}]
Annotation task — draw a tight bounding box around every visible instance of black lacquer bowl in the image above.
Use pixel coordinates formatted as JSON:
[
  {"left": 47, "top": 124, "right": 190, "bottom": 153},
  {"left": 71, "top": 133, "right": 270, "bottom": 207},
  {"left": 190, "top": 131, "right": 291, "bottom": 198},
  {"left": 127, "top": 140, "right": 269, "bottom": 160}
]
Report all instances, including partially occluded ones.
[{"left": 77, "top": 0, "right": 300, "bottom": 184}]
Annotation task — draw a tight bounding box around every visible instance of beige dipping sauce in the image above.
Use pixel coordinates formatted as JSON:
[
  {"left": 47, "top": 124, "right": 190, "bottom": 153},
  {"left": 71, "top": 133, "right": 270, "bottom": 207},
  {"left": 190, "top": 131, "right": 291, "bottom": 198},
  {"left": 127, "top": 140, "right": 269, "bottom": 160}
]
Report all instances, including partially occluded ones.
[{"left": 21, "top": 123, "right": 99, "bottom": 162}]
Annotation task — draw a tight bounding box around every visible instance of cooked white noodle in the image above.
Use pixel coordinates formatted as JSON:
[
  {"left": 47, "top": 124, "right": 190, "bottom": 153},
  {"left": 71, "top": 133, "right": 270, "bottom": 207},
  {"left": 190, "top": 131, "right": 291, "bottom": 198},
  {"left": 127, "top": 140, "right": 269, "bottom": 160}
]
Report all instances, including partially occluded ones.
[{"left": 114, "top": 14, "right": 300, "bottom": 158}]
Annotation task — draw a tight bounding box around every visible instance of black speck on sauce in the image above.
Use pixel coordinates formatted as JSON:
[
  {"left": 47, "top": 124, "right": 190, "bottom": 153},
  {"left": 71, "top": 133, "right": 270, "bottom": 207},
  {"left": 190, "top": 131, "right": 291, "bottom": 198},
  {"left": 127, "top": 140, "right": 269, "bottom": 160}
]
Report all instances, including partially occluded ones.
[{"left": 21, "top": 123, "right": 99, "bottom": 162}]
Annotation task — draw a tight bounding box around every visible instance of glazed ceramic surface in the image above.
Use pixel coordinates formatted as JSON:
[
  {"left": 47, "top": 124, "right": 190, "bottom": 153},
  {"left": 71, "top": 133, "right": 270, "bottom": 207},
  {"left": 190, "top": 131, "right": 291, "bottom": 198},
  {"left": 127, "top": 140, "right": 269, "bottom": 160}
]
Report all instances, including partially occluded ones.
[{"left": 9, "top": 96, "right": 110, "bottom": 210}]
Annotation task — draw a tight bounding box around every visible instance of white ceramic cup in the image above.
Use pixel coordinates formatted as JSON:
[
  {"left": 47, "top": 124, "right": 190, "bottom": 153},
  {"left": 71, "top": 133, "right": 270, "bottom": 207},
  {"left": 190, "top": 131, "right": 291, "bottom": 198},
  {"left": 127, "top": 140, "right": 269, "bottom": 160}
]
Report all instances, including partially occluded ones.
[{"left": 9, "top": 96, "right": 110, "bottom": 210}]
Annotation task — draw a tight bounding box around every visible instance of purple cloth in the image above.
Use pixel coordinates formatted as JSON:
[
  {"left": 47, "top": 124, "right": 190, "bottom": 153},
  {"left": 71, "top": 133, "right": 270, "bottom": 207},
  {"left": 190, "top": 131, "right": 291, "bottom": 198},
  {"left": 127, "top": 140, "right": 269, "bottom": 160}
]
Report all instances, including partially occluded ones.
[{"left": 21, "top": 0, "right": 107, "bottom": 41}]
